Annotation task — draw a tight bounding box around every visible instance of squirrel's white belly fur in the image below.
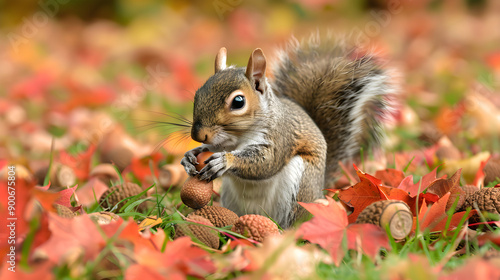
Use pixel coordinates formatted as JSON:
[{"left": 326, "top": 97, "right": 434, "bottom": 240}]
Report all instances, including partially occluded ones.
[{"left": 221, "top": 155, "right": 304, "bottom": 226}]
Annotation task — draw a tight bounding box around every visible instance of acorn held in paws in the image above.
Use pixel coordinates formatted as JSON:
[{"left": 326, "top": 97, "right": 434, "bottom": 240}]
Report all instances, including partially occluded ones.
[
  {"left": 195, "top": 151, "right": 214, "bottom": 172},
  {"left": 181, "top": 176, "right": 213, "bottom": 209}
]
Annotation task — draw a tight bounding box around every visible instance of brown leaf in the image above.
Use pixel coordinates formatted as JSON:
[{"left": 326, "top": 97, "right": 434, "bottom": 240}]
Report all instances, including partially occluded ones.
[{"left": 426, "top": 169, "right": 462, "bottom": 198}]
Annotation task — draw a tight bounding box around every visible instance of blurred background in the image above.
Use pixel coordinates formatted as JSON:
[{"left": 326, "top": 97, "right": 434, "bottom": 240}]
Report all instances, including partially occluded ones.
[{"left": 1, "top": 0, "right": 499, "bottom": 185}]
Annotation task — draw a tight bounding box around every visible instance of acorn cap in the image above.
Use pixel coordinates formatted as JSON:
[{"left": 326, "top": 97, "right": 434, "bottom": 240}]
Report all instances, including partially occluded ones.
[
  {"left": 99, "top": 182, "right": 146, "bottom": 212},
  {"left": 190, "top": 205, "right": 239, "bottom": 228},
  {"left": 232, "top": 214, "right": 280, "bottom": 242},
  {"left": 34, "top": 163, "right": 75, "bottom": 190},
  {"left": 54, "top": 204, "right": 75, "bottom": 219},
  {"left": 461, "top": 184, "right": 480, "bottom": 198},
  {"left": 174, "top": 215, "right": 219, "bottom": 249},
  {"left": 356, "top": 200, "right": 413, "bottom": 240},
  {"left": 460, "top": 187, "right": 500, "bottom": 215},
  {"left": 484, "top": 159, "right": 500, "bottom": 186},
  {"left": 180, "top": 177, "right": 213, "bottom": 209},
  {"left": 99, "top": 146, "right": 133, "bottom": 171},
  {"left": 89, "top": 163, "right": 120, "bottom": 185}
]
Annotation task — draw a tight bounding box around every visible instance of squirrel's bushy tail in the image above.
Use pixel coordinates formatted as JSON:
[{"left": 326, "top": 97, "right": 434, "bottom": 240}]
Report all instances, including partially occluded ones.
[{"left": 271, "top": 35, "right": 397, "bottom": 185}]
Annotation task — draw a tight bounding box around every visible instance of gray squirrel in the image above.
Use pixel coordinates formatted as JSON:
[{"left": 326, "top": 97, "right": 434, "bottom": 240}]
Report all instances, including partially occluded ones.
[{"left": 181, "top": 36, "right": 396, "bottom": 228}]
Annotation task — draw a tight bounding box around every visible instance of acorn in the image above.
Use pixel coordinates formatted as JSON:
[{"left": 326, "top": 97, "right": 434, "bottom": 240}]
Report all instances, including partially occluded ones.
[
  {"left": 356, "top": 200, "right": 413, "bottom": 240},
  {"left": 89, "top": 163, "right": 120, "bottom": 185},
  {"left": 232, "top": 214, "right": 280, "bottom": 242},
  {"left": 484, "top": 158, "right": 500, "bottom": 186},
  {"left": 99, "top": 182, "right": 146, "bottom": 212},
  {"left": 174, "top": 215, "right": 219, "bottom": 249},
  {"left": 180, "top": 176, "right": 213, "bottom": 209},
  {"left": 190, "top": 205, "right": 239, "bottom": 228},
  {"left": 195, "top": 151, "right": 214, "bottom": 172},
  {"left": 159, "top": 164, "right": 189, "bottom": 189},
  {"left": 99, "top": 146, "right": 133, "bottom": 172},
  {"left": 461, "top": 184, "right": 479, "bottom": 198},
  {"left": 460, "top": 187, "right": 500, "bottom": 215},
  {"left": 54, "top": 203, "right": 75, "bottom": 218},
  {"left": 34, "top": 163, "right": 76, "bottom": 190},
  {"left": 459, "top": 187, "right": 500, "bottom": 227}
]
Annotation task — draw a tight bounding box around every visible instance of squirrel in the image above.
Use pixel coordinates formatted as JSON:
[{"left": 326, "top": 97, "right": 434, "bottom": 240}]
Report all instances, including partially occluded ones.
[{"left": 181, "top": 36, "right": 396, "bottom": 228}]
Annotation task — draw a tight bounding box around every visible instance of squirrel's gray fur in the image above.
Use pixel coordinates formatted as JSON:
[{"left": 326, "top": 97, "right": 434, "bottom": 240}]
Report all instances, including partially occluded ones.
[
  {"left": 181, "top": 35, "right": 396, "bottom": 228},
  {"left": 271, "top": 35, "right": 396, "bottom": 186}
]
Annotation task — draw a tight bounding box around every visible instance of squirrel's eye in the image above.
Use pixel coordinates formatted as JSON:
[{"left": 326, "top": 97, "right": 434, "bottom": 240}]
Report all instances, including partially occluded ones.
[{"left": 230, "top": 95, "right": 245, "bottom": 110}]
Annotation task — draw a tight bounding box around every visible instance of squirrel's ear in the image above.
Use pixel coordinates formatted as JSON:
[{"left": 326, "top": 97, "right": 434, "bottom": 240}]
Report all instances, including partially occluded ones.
[
  {"left": 245, "top": 48, "right": 267, "bottom": 93},
  {"left": 215, "top": 47, "right": 227, "bottom": 73}
]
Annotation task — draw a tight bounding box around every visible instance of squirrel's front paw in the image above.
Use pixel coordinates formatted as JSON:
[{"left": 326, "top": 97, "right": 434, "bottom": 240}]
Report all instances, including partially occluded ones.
[
  {"left": 198, "top": 152, "right": 228, "bottom": 181},
  {"left": 181, "top": 148, "right": 203, "bottom": 176}
]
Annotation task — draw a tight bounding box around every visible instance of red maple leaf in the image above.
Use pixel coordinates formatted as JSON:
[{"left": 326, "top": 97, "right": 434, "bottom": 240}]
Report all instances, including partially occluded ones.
[
  {"left": 297, "top": 197, "right": 390, "bottom": 266},
  {"left": 397, "top": 167, "right": 440, "bottom": 197},
  {"left": 59, "top": 145, "right": 96, "bottom": 180}
]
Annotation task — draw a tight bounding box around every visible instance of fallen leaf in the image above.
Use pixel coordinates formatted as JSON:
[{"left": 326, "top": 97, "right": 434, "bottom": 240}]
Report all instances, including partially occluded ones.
[
  {"left": 34, "top": 213, "right": 106, "bottom": 264},
  {"left": 473, "top": 158, "right": 490, "bottom": 187},
  {"left": 127, "top": 237, "right": 215, "bottom": 279},
  {"left": 338, "top": 165, "right": 386, "bottom": 223},
  {"left": 440, "top": 257, "right": 500, "bottom": 280},
  {"left": 426, "top": 169, "right": 462, "bottom": 198},
  {"left": 127, "top": 153, "right": 162, "bottom": 182},
  {"left": 138, "top": 216, "right": 163, "bottom": 232},
  {"left": 59, "top": 145, "right": 96, "bottom": 180},
  {"left": 297, "top": 197, "right": 390, "bottom": 265},
  {"left": 413, "top": 193, "right": 476, "bottom": 234},
  {"left": 398, "top": 167, "right": 439, "bottom": 197},
  {"left": 375, "top": 168, "right": 406, "bottom": 187},
  {"left": 442, "top": 152, "right": 490, "bottom": 183}
]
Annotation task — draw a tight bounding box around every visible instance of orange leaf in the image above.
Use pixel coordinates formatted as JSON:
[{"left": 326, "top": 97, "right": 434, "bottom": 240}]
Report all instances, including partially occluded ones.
[
  {"left": 128, "top": 153, "right": 162, "bottom": 182},
  {"left": 440, "top": 257, "right": 500, "bottom": 280},
  {"left": 413, "top": 193, "right": 476, "bottom": 233},
  {"left": 128, "top": 237, "right": 215, "bottom": 279},
  {"left": 338, "top": 166, "right": 385, "bottom": 223},
  {"left": 375, "top": 168, "right": 406, "bottom": 187}
]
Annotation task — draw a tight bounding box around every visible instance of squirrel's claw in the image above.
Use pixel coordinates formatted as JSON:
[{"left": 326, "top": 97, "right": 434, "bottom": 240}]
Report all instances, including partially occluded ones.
[
  {"left": 198, "top": 152, "right": 227, "bottom": 181},
  {"left": 181, "top": 147, "right": 205, "bottom": 176},
  {"left": 181, "top": 157, "right": 199, "bottom": 177}
]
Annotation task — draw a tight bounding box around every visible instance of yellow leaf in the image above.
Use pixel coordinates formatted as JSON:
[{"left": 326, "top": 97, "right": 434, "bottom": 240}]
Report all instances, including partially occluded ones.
[{"left": 138, "top": 216, "right": 162, "bottom": 232}]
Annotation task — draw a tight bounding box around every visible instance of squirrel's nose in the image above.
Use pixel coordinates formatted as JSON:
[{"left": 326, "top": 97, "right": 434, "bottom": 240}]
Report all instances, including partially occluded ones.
[{"left": 191, "top": 122, "right": 209, "bottom": 143}]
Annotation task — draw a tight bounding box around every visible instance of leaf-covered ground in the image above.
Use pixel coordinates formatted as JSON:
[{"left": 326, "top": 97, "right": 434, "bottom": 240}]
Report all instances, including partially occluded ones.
[{"left": 1, "top": 1, "right": 500, "bottom": 279}]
